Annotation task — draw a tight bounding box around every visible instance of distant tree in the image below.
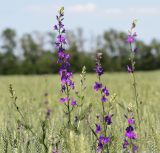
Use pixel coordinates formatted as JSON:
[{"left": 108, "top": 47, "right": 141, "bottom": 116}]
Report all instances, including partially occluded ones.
[
  {"left": 36, "top": 52, "right": 57, "bottom": 74},
  {"left": 150, "top": 39, "right": 160, "bottom": 69},
  {"left": 0, "top": 28, "right": 160, "bottom": 74},
  {"left": 20, "top": 34, "right": 40, "bottom": 73},
  {"left": 0, "top": 28, "right": 18, "bottom": 74},
  {"left": 1, "top": 28, "right": 16, "bottom": 54},
  {"left": 103, "top": 30, "right": 129, "bottom": 71}
]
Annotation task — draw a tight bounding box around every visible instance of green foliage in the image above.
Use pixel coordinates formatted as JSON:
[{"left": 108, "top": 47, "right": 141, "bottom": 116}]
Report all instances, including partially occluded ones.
[
  {"left": 0, "top": 72, "right": 160, "bottom": 152},
  {"left": 1, "top": 28, "right": 160, "bottom": 74}
]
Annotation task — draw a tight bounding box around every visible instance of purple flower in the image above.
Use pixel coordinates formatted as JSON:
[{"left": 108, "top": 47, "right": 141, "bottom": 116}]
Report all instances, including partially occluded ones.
[
  {"left": 95, "top": 65, "right": 104, "bottom": 76},
  {"left": 55, "top": 42, "right": 60, "bottom": 48},
  {"left": 125, "top": 131, "right": 137, "bottom": 139},
  {"left": 123, "top": 139, "right": 129, "bottom": 149},
  {"left": 105, "top": 115, "right": 113, "bottom": 125},
  {"left": 57, "top": 35, "right": 66, "bottom": 44},
  {"left": 65, "top": 53, "right": 70, "bottom": 60},
  {"left": 125, "top": 126, "right": 137, "bottom": 139},
  {"left": 97, "top": 142, "right": 103, "bottom": 152},
  {"left": 59, "top": 22, "right": 64, "bottom": 28},
  {"left": 127, "top": 65, "right": 134, "bottom": 73},
  {"left": 97, "top": 136, "right": 111, "bottom": 151},
  {"left": 58, "top": 51, "right": 65, "bottom": 58},
  {"left": 126, "top": 35, "right": 135, "bottom": 43},
  {"left": 99, "top": 136, "right": 110, "bottom": 144},
  {"left": 128, "top": 118, "right": 135, "bottom": 125},
  {"left": 54, "top": 25, "right": 58, "bottom": 30},
  {"left": 68, "top": 80, "right": 75, "bottom": 89},
  {"left": 46, "top": 108, "right": 52, "bottom": 117},
  {"left": 59, "top": 69, "right": 73, "bottom": 85},
  {"left": 95, "top": 124, "right": 101, "bottom": 134},
  {"left": 61, "top": 85, "right": 66, "bottom": 92},
  {"left": 93, "top": 82, "right": 102, "bottom": 91},
  {"left": 134, "top": 47, "right": 138, "bottom": 53},
  {"left": 126, "top": 126, "right": 134, "bottom": 132},
  {"left": 59, "top": 97, "right": 69, "bottom": 103},
  {"left": 71, "top": 99, "right": 76, "bottom": 106},
  {"left": 133, "top": 145, "right": 138, "bottom": 153},
  {"left": 102, "top": 87, "right": 109, "bottom": 96},
  {"left": 101, "top": 96, "right": 107, "bottom": 102}
]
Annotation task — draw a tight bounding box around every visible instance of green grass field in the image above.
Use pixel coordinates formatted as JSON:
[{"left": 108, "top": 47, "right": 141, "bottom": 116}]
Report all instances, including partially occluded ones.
[{"left": 0, "top": 71, "right": 160, "bottom": 152}]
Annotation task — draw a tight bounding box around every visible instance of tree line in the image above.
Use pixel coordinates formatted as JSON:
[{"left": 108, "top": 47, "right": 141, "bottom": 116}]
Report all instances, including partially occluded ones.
[{"left": 0, "top": 28, "right": 160, "bottom": 74}]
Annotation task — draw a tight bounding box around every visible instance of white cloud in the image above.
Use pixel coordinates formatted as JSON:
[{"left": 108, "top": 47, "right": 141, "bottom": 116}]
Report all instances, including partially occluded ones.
[
  {"left": 128, "top": 7, "right": 160, "bottom": 15},
  {"left": 25, "top": 2, "right": 160, "bottom": 18},
  {"left": 67, "top": 3, "right": 96, "bottom": 13},
  {"left": 102, "top": 7, "right": 160, "bottom": 17}
]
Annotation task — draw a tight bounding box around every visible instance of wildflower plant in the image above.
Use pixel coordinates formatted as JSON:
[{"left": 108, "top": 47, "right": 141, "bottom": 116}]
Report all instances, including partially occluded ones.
[
  {"left": 126, "top": 20, "right": 141, "bottom": 129},
  {"left": 91, "top": 53, "right": 113, "bottom": 153},
  {"left": 54, "top": 7, "right": 77, "bottom": 127},
  {"left": 123, "top": 20, "right": 141, "bottom": 153},
  {"left": 74, "top": 66, "right": 87, "bottom": 129}
]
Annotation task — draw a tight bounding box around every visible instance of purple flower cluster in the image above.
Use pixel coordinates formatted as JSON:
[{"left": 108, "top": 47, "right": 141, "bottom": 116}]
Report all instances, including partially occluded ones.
[
  {"left": 97, "top": 136, "right": 110, "bottom": 151},
  {"left": 93, "top": 53, "right": 112, "bottom": 152},
  {"left": 95, "top": 114, "right": 113, "bottom": 135},
  {"left": 126, "top": 32, "right": 137, "bottom": 44},
  {"left": 123, "top": 117, "right": 138, "bottom": 152},
  {"left": 104, "top": 114, "right": 113, "bottom": 125},
  {"left": 54, "top": 7, "right": 76, "bottom": 108},
  {"left": 125, "top": 125, "right": 137, "bottom": 139},
  {"left": 93, "top": 81, "right": 109, "bottom": 103},
  {"left": 126, "top": 19, "right": 137, "bottom": 44},
  {"left": 95, "top": 53, "right": 104, "bottom": 76},
  {"left": 93, "top": 53, "right": 109, "bottom": 102},
  {"left": 126, "top": 20, "right": 138, "bottom": 73},
  {"left": 95, "top": 124, "right": 101, "bottom": 134},
  {"left": 127, "top": 65, "right": 134, "bottom": 73}
]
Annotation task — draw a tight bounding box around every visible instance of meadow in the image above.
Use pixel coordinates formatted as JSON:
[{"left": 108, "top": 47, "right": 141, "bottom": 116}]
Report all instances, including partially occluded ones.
[
  {"left": 0, "top": 71, "right": 160, "bottom": 153},
  {"left": 0, "top": 6, "right": 160, "bottom": 153}
]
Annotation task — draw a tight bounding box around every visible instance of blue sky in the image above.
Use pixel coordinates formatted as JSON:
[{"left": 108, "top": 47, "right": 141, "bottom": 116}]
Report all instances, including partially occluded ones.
[{"left": 1, "top": 0, "right": 160, "bottom": 44}]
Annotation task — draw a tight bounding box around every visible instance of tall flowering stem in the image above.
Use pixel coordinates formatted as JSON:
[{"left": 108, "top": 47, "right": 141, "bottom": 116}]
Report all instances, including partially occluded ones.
[
  {"left": 123, "top": 20, "right": 140, "bottom": 152},
  {"left": 54, "top": 7, "right": 76, "bottom": 126},
  {"left": 126, "top": 20, "right": 140, "bottom": 130},
  {"left": 93, "top": 53, "right": 111, "bottom": 153},
  {"left": 75, "top": 66, "right": 87, "bottom": 128}
]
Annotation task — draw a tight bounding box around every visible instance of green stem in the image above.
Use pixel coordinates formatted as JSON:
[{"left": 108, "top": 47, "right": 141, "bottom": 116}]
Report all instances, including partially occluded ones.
[
  {"left": 129, "top": 43, "right": 141, "bottom": 131},
  {"left": 98, "top": 76, "right": 109, "bottom": 153},
  {"left": 66, "top": 85, "right": 71, "bottom": 126},
  {"left": 132, "top": 72, "right": 140, "bottom": 130}
]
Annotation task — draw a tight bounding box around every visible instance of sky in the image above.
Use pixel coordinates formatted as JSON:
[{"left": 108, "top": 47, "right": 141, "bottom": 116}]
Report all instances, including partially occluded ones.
[{"left": 1, "top": 0, "right": 160, "bottom": 45}]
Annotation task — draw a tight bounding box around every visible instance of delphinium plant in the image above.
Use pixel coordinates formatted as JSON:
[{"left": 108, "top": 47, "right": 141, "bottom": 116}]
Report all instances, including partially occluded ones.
[
  {"left": 54, "top": 7, "right": 77, "bottom": 127},
  {"left": 54, "top": 7, "right": 91, "bottom": 153},
  {"left": 126, "top": 20, "right": 141, "bottom": 129},
  {"left": 91, "top": 52, "right": 113, "bottom": 153},
  {"left": 123, "top": 20, "right": 140, "bottom": 153}
]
